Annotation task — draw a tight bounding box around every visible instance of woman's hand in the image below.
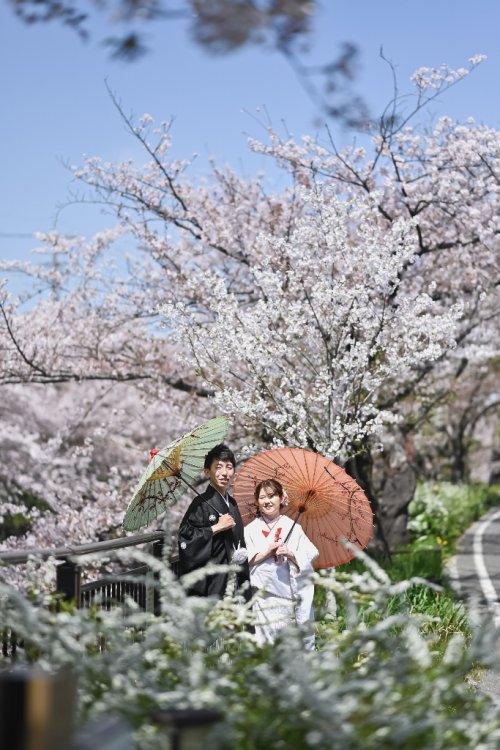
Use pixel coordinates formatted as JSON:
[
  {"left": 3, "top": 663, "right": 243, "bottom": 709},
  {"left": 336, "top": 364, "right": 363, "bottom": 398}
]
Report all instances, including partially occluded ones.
[
  {"left": 276, "top": 544, "right": 298, "bottom": 567},
  {"left": 249, "top": 541, "right": 281, "bottom": 566},
  {"left": 267, "top": 541, "right": 281, "bottom": 559}
]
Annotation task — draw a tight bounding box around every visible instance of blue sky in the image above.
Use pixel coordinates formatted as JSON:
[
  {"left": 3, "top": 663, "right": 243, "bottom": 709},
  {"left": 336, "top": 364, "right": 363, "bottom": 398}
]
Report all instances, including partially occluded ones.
[{"left": 1, "top": 1, "right": 500, "bottom": 271}]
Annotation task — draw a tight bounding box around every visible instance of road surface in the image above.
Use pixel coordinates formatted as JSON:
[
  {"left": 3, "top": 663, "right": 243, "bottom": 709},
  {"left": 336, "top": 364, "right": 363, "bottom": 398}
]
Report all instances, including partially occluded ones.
[
  {"left": 447, "top": 507, "right": 500, "bottom": 698},
  {"left": 448, "top": 507, "right": 500, "bottom": 624}
]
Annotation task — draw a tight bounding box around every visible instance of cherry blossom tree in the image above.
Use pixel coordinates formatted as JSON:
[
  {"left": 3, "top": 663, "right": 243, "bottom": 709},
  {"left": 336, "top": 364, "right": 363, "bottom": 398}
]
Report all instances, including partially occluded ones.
[
  {"left": 162, "top": 186, "right": 459, "bottom": 455},
  {"left": 1, "top": 56, "right": 499, "bottom": 570},
  {"left": 244, "top": 54, "right": 499, "bottom": 543}
]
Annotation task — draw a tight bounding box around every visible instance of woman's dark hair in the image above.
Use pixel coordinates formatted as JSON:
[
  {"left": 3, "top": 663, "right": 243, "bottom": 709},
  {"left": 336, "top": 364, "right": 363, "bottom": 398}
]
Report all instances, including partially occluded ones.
[{"left": 204, "top": 443, "right": 236, "bottom": 470}]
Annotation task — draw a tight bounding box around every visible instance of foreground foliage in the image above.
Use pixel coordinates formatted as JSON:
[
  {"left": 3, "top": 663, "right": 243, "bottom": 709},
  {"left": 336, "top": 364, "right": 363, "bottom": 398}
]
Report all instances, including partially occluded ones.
[{"left": 1, "top": 548, "right": 500, "bottom": 749}]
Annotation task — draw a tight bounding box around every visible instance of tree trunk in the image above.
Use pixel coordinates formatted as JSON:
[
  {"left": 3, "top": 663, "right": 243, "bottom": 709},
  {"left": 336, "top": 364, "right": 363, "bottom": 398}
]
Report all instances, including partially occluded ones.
[
  {"left": 373, "top": 432, "right": 417, "bottom": 551},
  {"left": 344, "top": 449, "right": 392, "bottom": 560}
]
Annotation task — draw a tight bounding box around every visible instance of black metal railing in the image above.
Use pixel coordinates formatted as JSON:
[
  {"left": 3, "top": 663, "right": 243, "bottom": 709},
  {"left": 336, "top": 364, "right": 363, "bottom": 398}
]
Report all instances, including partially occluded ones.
[
  {"left": 0, "top": 530, "right": 167, "bottom": 568},
  {"left": 80, "top": 565, "right": 150, "bottom": 610},
  {"left": 0, "top": 536, "right": 211, "bottom": 749},
  {"left": 1, "top": 628, "right": 21, "bottom": 659},
  {"left": 0, "top": 532, "right": 180, "bottom": 657}
]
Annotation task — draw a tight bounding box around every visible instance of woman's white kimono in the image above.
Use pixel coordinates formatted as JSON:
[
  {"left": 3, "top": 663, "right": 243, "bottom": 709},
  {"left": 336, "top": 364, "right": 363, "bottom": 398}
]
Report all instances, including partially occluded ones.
[{"left": 244, "top": 515, "right": 319, "bottom": 649}]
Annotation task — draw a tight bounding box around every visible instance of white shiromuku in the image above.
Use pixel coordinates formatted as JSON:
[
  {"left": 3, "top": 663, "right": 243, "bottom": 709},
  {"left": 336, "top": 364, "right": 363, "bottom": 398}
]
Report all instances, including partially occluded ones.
[{"left": 244, "top": 514, "right": 319, "bottom": 647}]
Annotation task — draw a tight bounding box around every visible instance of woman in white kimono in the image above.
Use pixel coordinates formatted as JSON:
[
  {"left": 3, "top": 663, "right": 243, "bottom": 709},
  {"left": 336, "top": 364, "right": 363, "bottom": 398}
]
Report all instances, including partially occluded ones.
[{"left": 244, "top": 478, "right": 319, "bottom": 649}]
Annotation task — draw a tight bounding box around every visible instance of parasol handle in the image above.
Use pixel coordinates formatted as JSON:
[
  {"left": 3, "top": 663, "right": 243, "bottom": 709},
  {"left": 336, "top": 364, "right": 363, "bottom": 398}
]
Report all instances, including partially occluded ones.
[
  {"left": 283, "top": 507, "right": 306, "bottom": 544},
  {"left": 175, "top": 470, "right": 203, "bottom": 497},
  {"left": 283, "top": 489, "right": 314, "bottom": 544},
  {"left": 283, "top": 517, "right": 298, "bottom": 544}
]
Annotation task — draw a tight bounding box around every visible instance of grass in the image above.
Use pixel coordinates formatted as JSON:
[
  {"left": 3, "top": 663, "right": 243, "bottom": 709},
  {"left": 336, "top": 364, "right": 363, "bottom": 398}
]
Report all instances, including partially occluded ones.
[{"left": 315, "top": 483, "right": 500, "bottom": 657}]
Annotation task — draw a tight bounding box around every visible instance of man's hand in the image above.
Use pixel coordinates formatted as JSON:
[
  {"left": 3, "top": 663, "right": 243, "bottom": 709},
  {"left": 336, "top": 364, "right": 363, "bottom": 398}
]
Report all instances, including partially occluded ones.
[{"left": 211, "top": 513, "right": 236, "bottom": 535}]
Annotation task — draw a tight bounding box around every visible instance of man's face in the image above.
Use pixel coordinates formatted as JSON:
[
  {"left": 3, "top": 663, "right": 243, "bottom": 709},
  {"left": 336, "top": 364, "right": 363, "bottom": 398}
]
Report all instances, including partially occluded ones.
[{"left": 204, "top": 458, "right": 235, "bottom": 495}]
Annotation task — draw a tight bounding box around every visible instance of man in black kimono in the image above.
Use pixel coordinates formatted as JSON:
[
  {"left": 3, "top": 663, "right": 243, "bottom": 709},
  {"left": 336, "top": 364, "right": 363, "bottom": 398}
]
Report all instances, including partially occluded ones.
[{"left": 178, "top": 443, "right": 251, "bottom": 600}]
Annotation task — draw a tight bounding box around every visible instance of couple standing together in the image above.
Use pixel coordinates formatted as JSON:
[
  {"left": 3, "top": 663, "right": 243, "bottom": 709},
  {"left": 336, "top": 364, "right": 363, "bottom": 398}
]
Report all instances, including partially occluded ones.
[{"left": 178, "top": 443, "right": 318, "bottom": 648}]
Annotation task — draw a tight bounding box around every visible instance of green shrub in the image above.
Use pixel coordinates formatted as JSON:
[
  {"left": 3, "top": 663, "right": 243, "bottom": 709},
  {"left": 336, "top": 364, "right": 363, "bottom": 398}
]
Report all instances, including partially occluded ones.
[{"left": 408, "top": 482, "right": 500, "bottom": 552}]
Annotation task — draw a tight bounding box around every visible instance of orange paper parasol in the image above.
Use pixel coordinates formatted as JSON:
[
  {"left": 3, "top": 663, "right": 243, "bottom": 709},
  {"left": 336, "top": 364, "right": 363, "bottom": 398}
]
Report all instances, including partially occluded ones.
[{"left": 233, "top": 447, "right": 373, "bottom": 569}]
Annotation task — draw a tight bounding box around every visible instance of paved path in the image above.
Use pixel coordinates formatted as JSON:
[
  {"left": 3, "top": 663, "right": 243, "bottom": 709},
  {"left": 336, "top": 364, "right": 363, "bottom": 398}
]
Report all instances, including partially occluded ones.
[
  {"left": 447, "top": 507, "right": 500, "bottom": 623},
  {"left": 447, "top": 507, "right": 500, "bottom": 697}
]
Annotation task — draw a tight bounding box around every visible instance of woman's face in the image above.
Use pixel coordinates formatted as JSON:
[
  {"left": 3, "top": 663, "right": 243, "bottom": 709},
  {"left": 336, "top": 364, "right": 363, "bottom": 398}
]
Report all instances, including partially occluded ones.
[{"left": 257, "top": 486, "right": 282, "bottom": 519}]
